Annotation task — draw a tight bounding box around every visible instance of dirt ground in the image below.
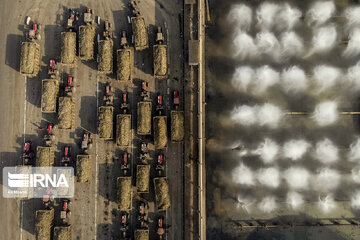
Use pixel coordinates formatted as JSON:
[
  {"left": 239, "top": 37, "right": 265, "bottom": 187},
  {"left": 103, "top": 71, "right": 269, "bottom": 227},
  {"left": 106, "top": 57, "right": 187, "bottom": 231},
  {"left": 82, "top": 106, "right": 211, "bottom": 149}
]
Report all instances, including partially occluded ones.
[{"left": 0, "top": 0, "right": 184, "bottom": 239}]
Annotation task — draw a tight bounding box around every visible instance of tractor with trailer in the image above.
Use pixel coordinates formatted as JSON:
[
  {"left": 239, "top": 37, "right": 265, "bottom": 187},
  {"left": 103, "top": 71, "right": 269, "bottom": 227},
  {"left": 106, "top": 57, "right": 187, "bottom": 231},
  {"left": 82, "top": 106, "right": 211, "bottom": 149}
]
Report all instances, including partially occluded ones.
[
  {"left": 42, "top": 187, "right": 53, "bottom": 209},
  {"left": 48, "top": 59, "right": 58, "bottom": 78},
  {"left": 157, "top": 216, "right": 165, "bottom": 239},
  {"left": 84, "top": 8, "right": 94, "bottom": 24},
  {"left": 121, "top": 152, "right": 130, "bottom": 176},
  {"left": 153, "top": 26, "right": 167, "bottom": 78},
  {"left": 103, "top": 83, "right": 114, "bottom": 106},
  {"left": 138, "top": 201, "right": 149, "bottom": 228},
  {"left": 64, "top": 76, "right": 74, "bottom": 97},
  {"left": 156, "top": 95, "right": 164, "bottom": 116},
  {"left": 121, "top": 93, "right": 129, "bottom": 114},
  {"left": 60, "top": 199, "right": 71, "bottom": 224},
  {"left": 140, "top": 142, "right": 150, "bottom": 164},
  {"left": 156, "top": 154, "right": 165, "bottom": 176},
  {"left": 22, "top": 141, "right": 34, "bottom": 165},
  {"left": 141, "top": 81, "right": 150, "bottom": 101},
  {"left": 43, "top": 123, "right": 55, "bottom": 146},
  {"left": 81, "top": 131, "right": 93, "bottom": 153},
  {"left": 120, "top": 212, "right": 130, "bottom": 239},
  {"left": 67, "top": 9, "right": 79, "bottom": 29},
  {"left": 61, "top": 146, "right": 72, "bottom": 166}
]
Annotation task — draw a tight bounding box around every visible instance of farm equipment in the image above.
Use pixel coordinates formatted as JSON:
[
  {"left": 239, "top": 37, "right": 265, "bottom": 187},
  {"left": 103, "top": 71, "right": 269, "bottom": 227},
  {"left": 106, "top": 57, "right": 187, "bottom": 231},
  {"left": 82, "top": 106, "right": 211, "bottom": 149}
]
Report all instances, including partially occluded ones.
[
  {"left": 120, "top": 212, "right": 130, "bottom": 239},
  {"left": 43, "top": 123, "right": 55, "bottom": 146},
  {"left": 60, "top": 199, "right": 71, "bottom": 224},
  {"left": 157, "top": 217, "right": 165, "bottom": 239},
  {"left": 153, "top": 26, "right": 167, "bottom": 78},
  {"left": 120, "top": 31, "right": 128, "bottom": 47},
  {"left": 81, "top": 131, "right": 93, "bottom": 152},
  {"left": 153, "top": 115, "right": 168, "bottom": 149},
  {"left": 121, "top": 93, "right": 129, "bottom": 114},
  {"left": 42, "top": 187, "right": 53, "bottom": 209},
  {"left": 76, "top": 155, "right": 92, "bottom": 182},
  {"left": 64, "top": 76, "right": 74, "bottom": 96},
  {"left": 130, "top": 1, "right": 140, "bottom": 16},
  {"left": 156, "top": 154, "right": 165, "bottom": 176},
  {"left": 84, "top": 8, "right": 94, "bottom": 24},
  {"left": 61, "top": 146, "right": 72, "bottom": 166},
  {"left": 103, "top": 83, "right": 114, "bottom": 106},
  {"left": 121, "top": 152, "right": 130, "bottom": 176},
  {"left": 138, "top": 201, "right": 148, "bottom": 228},
  {"left": 117, "top": 177, "right": 132, "bottom": 211},
  {"left": 22, "top": 141, "right": 34, "bottom": 165},
  {"left": 173, "top": 90, "right": 180, "bottom": 109},
  {"left": 156, "top": 95, "right": 164, "bottom": 115},
  {"left": 140, "top": 142, "right": 150, "bottom": 163},
  {"left": 35, "top": 209, "right": 54, "bottom": 240},
  {"left": 141, "top": 81, "right": 150, "bottom": 101},
  {"left": 67, "top": 9, "right": 79, "bottom": 29},
  {"left": 103, "top": 20, "right": 113, "bottom": 39},
  {"left": 48, "top": 59, "right": 57, "bottom": 77},
  {"left": 27, "top": 23, "right": 41, "bottom": 41}
]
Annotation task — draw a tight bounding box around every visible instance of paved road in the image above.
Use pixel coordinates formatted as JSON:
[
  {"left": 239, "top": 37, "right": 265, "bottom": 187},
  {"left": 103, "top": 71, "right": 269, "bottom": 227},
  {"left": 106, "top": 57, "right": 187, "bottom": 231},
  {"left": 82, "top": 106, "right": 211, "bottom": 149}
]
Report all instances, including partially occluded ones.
[{"left": 0, "top": 0, "right": 184, "bottom": 239}]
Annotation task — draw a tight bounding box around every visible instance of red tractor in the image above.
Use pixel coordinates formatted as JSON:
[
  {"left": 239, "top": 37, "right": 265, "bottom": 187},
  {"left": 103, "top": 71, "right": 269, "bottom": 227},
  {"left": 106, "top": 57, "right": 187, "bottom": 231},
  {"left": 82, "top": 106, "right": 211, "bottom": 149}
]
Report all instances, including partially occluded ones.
[
  {"left": 138, "top": 201, "right": 148, "bottom": 228},
  {"left": 48, "top": 60, "right": 57, "bottom": 77},
  {"left": 61, "top": 146, "right": 72, "bottom": 166},
  {"left": 140, "top": 142, "right": 150, "bottom": 163},
  {"left": 22, "top": 141, "right": 34, "bottom": 165},
  {"left": 43, "top": 123, "right": 55, "bottom": 146},
  {"left": 67, "top": 9, "right": 79, "bottom": 29},
  {"left": 42, "top": 187, "right": 53, "bottom": 209},
  {"left": 60, "top": 199, "right": 71, "bottom": 224},
  {"left": 156, "top": 95, "right": 164, "bottom": 115},
  {"left": 120, "top": 212, "right": 130, "bottom": 239},
  {"left": 64, "top": 76, "right": 74, "bottom": 96},
  {"left": 156, "top": 154, "right": 165, "bottom": 176},
  {"left": 173, "top": 90, "right": 180, "bottom": 109},
  {"left": 141, "top": 81, "right": 150, "bottom": 101},
  {"left": 104, "top": 83, "right": 114, "bottom": 106},
  {"left": 121, "top": 152, "right": 130, "bottom": 176},
  {"left": 27, "top": 23, "right": 41, "bottom": 40},
  {"left": 121, "top": 93, "right": 129, "bottom": 114},
  {"left": 81, "top": 131, "right": 93, "bottom": 153},
  {"left": 157, "top": 217, "right": 165, "bottom": 239}
]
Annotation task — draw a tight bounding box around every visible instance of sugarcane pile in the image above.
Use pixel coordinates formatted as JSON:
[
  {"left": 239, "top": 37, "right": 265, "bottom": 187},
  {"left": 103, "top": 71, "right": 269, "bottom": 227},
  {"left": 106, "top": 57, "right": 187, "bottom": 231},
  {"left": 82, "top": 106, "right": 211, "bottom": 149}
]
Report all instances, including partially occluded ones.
[
  {"left": 153, "top": 116, "right": 167, "bottom": 149},
  {"left": 136, "top": 165, "right": 150, "bottom": 193},
  {"left": 98, "top": 39, "right": 113, "bottom": 73},
  {"left": 116, "top": 49, "right": 132, "bottom": 81},
  {"left": 153, "top": 44, "right": 167, "bottom": 78},
  {"left": 41, "top": 80, "right": 59, "bottom": 113},
  {"left": 98, "top": 106, "right": 114, "bottom": 139},
  {"left": 154, "top": 177, "right": 171, "bottom": 211},
  {"left": 61, "top": 32, "right": 76, "bottom": 64},
  {"left": 117, "top": 177, "right": 132, "bottom": 210},
  {"left": 36, "top": 146, "right": 54, "bottom": 166},
  {"left": 79, "top": 25, "right": 95, "bottom": 60},
  {"left": 76, "top": 155, "right": 92, "bottom": 182},
  {"left": 35, "top": 209, "right": 54, "bottom": 240},
  {"left": 116, "top": 114, "right": 131, "bottom": 146}
]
